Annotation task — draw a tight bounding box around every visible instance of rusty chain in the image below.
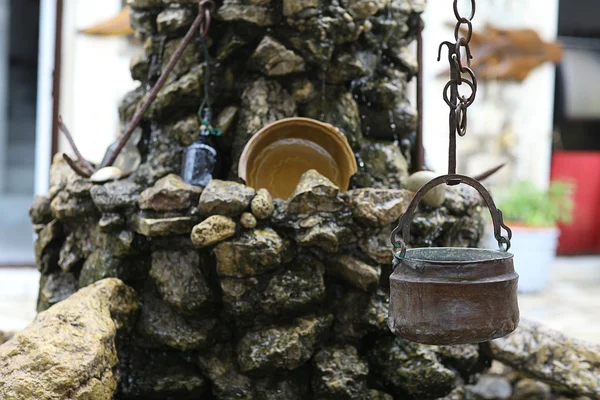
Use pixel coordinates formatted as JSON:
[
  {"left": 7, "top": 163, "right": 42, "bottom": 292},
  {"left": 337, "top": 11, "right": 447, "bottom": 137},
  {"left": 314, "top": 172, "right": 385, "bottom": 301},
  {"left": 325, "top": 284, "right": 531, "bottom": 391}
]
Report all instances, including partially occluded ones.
[{"left": 438, "top": 0, "right": 478, "bottom": 177}]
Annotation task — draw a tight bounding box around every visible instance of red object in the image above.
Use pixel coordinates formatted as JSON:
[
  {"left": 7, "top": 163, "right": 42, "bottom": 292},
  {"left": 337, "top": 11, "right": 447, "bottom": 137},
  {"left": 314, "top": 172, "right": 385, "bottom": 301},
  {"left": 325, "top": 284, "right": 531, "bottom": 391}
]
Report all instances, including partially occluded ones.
[{"left": 550, "top": 151, "right": 600, "bottom": 254}]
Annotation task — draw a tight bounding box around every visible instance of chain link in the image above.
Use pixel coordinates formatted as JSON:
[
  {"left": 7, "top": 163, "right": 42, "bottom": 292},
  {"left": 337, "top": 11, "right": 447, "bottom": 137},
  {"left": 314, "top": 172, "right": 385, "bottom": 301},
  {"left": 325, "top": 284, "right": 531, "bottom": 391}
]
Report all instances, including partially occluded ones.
[{"left": 438, "top": 0, "right": 478, "bottom": 174}]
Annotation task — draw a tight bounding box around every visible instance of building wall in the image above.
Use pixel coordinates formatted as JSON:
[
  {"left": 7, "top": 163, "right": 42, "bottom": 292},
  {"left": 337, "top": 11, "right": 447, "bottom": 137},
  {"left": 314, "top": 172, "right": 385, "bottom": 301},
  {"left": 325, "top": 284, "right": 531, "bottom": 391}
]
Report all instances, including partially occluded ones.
[
  {"left": 58, "top": 0, "right": 139, "bottom": 164},
  {"left": 422, "top": 0, "right": 560, "bottom": 189}
]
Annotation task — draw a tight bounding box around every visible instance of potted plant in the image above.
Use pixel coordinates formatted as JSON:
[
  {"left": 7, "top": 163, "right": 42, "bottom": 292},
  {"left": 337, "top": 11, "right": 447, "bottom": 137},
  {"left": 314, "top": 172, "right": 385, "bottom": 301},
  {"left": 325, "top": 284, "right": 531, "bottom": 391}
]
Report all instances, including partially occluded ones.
[{"left": 493, "top": 180, "right": 574, "bottom": 292}]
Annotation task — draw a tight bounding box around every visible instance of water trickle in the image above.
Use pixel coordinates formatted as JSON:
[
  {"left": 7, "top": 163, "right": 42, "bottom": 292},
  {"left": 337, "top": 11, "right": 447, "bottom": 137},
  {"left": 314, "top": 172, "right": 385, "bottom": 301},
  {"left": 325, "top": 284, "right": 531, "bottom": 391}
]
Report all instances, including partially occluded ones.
[
  {"left": 354, "top": 152, "right": 365, "bottom": 169},
  {"left": 320, "top": 72, "right": 327, "bottom": 121}
]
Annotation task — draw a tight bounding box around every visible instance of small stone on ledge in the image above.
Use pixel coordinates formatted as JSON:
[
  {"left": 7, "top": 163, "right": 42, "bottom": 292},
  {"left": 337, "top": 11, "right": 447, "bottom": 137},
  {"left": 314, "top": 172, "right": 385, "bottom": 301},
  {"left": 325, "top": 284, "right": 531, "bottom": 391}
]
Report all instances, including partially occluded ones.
[
  {"left": 191, "top": 215, "right": 237, "bottom": 248},
  {"left": 199, "top": 180, "right": 255, "bottom": 217},
  {"left": 139, "top": 174, "right": 202, "bottom": 211},
  {"left": 131, "top": 215, "right": 198, "bottom": 237},
  {"left": 251, "top": 188, "right": 274, "bottom": 220},
  {"left": 240, "top": 212, "right": 257, "bottom": 229}
]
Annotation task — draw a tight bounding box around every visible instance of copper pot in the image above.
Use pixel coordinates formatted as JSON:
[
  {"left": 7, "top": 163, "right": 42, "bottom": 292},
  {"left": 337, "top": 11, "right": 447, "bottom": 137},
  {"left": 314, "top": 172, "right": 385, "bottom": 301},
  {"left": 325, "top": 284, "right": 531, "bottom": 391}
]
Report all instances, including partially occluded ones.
[
  {"left": 389, "top": 174, "right": 519, "bottom": 345},
  {"left": 238, "top": 117, "right": 358, "bottom": 199}
]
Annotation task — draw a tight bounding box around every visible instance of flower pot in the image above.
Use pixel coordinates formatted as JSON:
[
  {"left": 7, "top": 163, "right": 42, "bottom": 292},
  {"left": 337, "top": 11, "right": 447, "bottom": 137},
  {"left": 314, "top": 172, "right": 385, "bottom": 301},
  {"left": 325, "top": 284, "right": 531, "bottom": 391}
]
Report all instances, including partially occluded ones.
[
  {"left": 486, "top": 225, "right": 559, "bottom": 293},
  {"left": 238, "top": 117, "right": 358, "bottom": 199}
]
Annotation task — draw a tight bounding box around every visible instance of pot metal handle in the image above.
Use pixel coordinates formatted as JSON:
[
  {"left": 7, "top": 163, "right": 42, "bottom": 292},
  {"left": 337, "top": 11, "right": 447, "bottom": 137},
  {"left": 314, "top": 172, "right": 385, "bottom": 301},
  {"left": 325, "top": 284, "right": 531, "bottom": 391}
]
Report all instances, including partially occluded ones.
[{"left": 390, "top": 174, "right": 512, "bottom": 258}]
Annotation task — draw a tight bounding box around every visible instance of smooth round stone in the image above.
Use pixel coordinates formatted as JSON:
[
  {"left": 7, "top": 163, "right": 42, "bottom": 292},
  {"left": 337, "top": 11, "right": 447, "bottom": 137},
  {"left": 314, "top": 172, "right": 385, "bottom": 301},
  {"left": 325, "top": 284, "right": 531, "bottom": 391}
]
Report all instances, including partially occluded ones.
[
  {"left": 240, "top": 212, "right": 257, "bottom": 229},
  {"left": 406, "top": 171, "right": 446, "bottom": 208},
  {"left": 90, "top": 167, "right": 123, "bottom": 183}
]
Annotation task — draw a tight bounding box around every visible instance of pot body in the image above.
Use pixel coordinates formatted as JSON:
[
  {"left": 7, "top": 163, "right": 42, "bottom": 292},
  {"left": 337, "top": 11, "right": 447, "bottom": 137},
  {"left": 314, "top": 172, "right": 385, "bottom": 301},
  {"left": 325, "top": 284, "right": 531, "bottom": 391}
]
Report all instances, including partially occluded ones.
[{"left": 389, "top": 247, "right": 519, "bottom": 345}]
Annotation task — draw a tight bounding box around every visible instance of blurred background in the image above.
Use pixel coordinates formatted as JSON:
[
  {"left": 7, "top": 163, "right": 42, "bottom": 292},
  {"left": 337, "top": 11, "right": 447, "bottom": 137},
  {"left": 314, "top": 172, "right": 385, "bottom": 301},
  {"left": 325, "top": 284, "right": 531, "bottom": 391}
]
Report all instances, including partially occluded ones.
[{"left": 0, "top": 0, "right": 598, "bottom": 342}]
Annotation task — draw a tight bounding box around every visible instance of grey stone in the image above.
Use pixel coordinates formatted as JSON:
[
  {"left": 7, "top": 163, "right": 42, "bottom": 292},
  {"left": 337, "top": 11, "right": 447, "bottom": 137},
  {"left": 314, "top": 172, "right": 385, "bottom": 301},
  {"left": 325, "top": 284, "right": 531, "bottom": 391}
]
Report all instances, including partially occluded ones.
[
  {"left": 366, "top": 390, "right": 394, "bottom": 400},
  {"left": 387, "top": 42, "right": 418, "bottom": 76},
  {"left": 129, "top": 8, "right": 157, "bottom": 37},
  {"left": 149, "top": 249, "right": 214, "bottom": 315},
  {"left": 29, "top": 195, "right": 53, "bottom": 225},
  {"left": 131, "top": 215, "right": 198, "bottom": 237},
  {"left": 240, "top": 212, "right": 257, "bottom": 229},
  {"left": 251, "top": 188, "right": 275, "bottom": 220},
  {"left": 342, "top": 0, "right": 387, "bottom": 19},
  {"left": 348, "top": 188, "right": 411, "bottom": 227},
  {"left": 248, "top": 36, "right": 306, "bottom": 76},
  {"left": 138, "top": 173, "right": 202, "bottom": 211},
  {"left": 168, "top": 114, "right": 200, "bottom": 146},
  {"left": 304, "top": 88, "right": 363, "bottom": 150},
  {"left": 360, "top": 100, "right": 417, "bottom": 140},
  {"left": 352, "top": 140, "right": 409, "bottom": 189},
  {"left": 136, "top": 283, "right": 218, "bottom": 351},
  {"left": 37, "top": 271, "right": 78, "bottom": 312},
  {"left": 50, "top": 190, "right": 98, "bottom": 221},
  {"left": 231, "top": 78, "right": 297, "bottom": 174},
  {"left": 369, "top": 336, "right": 456, "bottom": 398},
  {"left": 327, "top": 50, "right": 377, "bottom": 84},
  {"left": 220, "top": 255, "right": 324, "bottom": 320},
  {"left": 283, "top": 0, "right": 321, "bottom": 16},
  {"left": 157, "top": 7, "right": 194, "bottom": 34},
  {"left": 433, "top": 344, "right": 483, "bottom": 377},
  {"left": 217, "top": 0, "right": 279, "bottom": 26},
  {"left": 329, "top": 255, "right": 380, "bottom": 292},
  {"left": 199, "top": 180, "right": 255, "bottom": 216},
  {"left": 129, "top": 51, "right": 148, "bottom": 82},
  {"left": 147, "top": 64, "right": 204, "bottom": 119},
  {"left": 49, "top": 153, "right": 80, "bottom": 191},
  {"left": 214, "top": 228, "right": 284, "bottom": 277},
  {"left": 197, "top": 344, "right": 255, "bottom": 400},
  {"left": 191, "top": 215, "right": 237, "bottom": 248},
  {"left": 117, "top": 348, "right": 208, "bottom": 399},
  {"left": 296, "top": 220, "right": 355, "bottom": 253},
  {"left": 159, "top": 36, "right": 201, "bottom": 84},
  {"left": 466, "top": 375, "right": 512, "bottom": 400},
  {"left": 357, "top": 69, "right": 407, "bottom": 109},
  {"left": 78, "top": 251, "right": 133, "bottom": 288},
  {"left": 312, "top": 345, "right": 369, "bottom": 399},
  {"left": 90, "top": 180, "right": 142, "bottom": 212},
  {"left": 99, "top": 230, "right": 137, "bottom": 258},
  {"left": 236, "top": 314, "right": 333, "bottom": 373},
  {"left": 512, "top": 379, "right": 551, "bottom": 400},
  {"left": 126, "top": 0, "right": 162, "bottom": 8},
  {"left": 286, "top": 170, "right": 345, "bottom": 214},
  {"left": 255, "top": 375, "right": 310, "bottom": 400},
  {"left": 98, "top": 213, "right": 125, "bottom": 232},
  {"left": 333, "top": 288, "right": 389, "bottom": 340},
  {"left": 34, "top": 220, "right": 63, "bottom": 274},
  {"left": 216, "top": 32, "right": 250, "bottom": 62},
  {"left": 261, "top": 257, "right": 326, "bottom": 316},
  {"left": 488, "top": 319, "right": 600, "bottom": 398},
  {"left": 291, "top": 78, "right": 316, "bottom": 103},
  {"left": 359, "top": 229, "right": 393, "bottom": 264}
]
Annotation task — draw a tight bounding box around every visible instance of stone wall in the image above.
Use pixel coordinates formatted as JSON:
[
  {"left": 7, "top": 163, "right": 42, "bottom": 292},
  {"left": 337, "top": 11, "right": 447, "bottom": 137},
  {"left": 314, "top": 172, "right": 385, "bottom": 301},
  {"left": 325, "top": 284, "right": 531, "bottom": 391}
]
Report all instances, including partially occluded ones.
[{"left": 27, "top": 0, "right": 495, "bottom": 398}]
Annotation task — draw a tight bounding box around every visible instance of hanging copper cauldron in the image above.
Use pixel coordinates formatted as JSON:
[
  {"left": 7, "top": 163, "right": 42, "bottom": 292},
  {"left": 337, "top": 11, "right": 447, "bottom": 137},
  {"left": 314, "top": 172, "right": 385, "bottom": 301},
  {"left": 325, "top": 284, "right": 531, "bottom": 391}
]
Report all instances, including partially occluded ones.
[{"left": 388, "top": 174, "right": 519, "bottom": 345}]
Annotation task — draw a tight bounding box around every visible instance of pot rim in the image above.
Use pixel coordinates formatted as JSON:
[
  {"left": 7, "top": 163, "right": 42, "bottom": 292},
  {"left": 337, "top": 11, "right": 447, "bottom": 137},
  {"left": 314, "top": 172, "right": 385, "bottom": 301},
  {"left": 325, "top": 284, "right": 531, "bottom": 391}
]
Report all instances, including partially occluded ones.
[
  {"left": 237, "top": 117, "right": 358, "bottom": 184},
  {"left": 404, "top": 247, "right": 514, "bottom": 264}
]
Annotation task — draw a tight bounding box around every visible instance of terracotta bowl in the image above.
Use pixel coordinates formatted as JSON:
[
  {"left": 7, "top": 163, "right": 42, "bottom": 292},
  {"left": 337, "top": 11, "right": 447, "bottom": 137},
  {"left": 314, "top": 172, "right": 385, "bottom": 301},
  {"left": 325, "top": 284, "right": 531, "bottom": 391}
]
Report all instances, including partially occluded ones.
[{"left": 238, "top": 117, "right": 358, "bottom": 199}]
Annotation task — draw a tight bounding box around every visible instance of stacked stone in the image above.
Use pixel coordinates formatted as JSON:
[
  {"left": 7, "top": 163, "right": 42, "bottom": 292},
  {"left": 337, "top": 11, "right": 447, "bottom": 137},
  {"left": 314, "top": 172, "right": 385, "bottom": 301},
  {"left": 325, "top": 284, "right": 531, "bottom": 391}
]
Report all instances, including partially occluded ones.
[
  {"left": 28, "top": 0, "right": 493, "bottom": 398},
  {"left": 124, "top": 0, "right": 422, "bottom": 188},
  {"left": 31, "top": 155, "right": 486, "bottom": 399}
]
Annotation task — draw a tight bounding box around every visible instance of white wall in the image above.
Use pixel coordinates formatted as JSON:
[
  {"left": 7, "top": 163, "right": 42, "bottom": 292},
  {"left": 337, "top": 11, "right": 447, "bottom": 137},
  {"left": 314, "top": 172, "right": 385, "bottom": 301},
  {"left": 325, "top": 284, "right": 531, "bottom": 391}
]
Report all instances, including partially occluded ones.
[
  {"left": 422, "top": 0, "right": 559, "bottom": 189},
  {"left": 0, "top": 0, "right": 8, "bottom": 192},
  {"left": 59, "top": 1, "right": 139, "bottom": 164}
]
